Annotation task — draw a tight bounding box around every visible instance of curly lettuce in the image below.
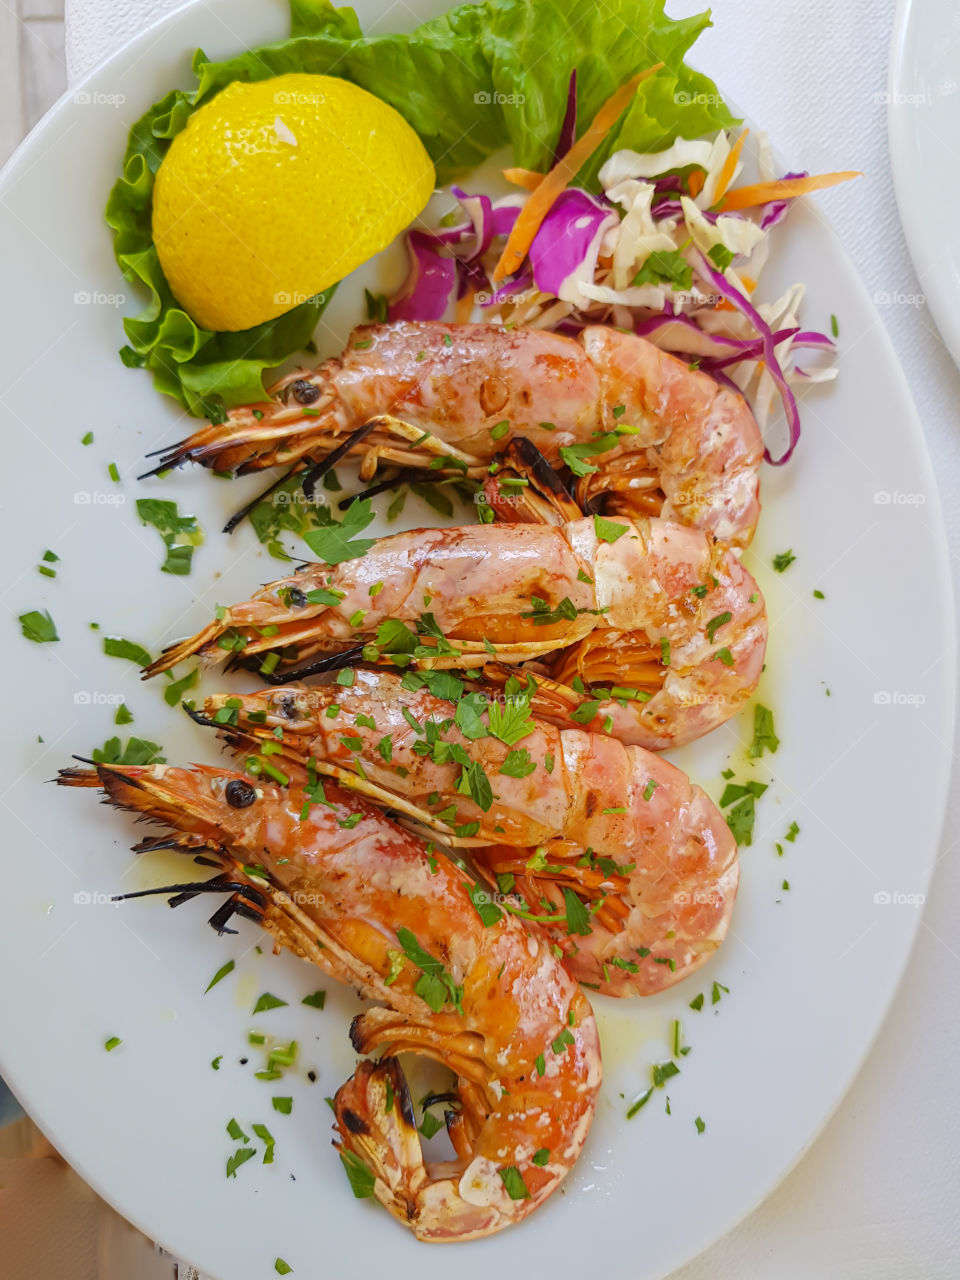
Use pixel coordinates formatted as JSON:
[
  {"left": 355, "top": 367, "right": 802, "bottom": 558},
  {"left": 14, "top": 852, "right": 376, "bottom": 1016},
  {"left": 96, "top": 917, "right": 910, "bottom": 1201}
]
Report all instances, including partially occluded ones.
[{"left": 106, "top": 0, "right": 734, "bottom": 419}]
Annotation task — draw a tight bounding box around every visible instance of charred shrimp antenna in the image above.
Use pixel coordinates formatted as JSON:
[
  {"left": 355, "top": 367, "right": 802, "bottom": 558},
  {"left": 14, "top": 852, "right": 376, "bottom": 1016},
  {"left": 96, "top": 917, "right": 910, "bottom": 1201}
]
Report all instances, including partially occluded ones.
[
  {"left": 222, "top": 464, "right": 304, "bottom": 535},
  {"left": 300, "top": 419, "right": 379, "bottom": 500},
  {"left": 232, "top": 643, "right": 366, "bottom": 685},
  {"left": 417, "top": 1091, "right": 461, "bottom": 1111},
  {"left": 111, "top": 879, "right": 259, "bottom": 903},
  {"left": 137, "top": 456, "right": 192, "bottom": 481},
  {"left": 182, "top": 704, "right": 219, "bottom": 729},
  {"left": 208, "top": 891, "right": 267, "bottom": 935},
  {"left": 67, "top": 754, "right": 151, "bottom": 791},
  {"left": 337, "top": 468, "right": 430, "bottom": 510},
  {"left": 143, "top": 434, "right": 192, "bottom": 460}
]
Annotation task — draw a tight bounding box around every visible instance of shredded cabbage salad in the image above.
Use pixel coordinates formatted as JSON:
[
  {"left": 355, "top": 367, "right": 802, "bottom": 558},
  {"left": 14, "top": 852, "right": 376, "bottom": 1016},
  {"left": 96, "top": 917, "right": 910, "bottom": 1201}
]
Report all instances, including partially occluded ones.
[{"left": 390, "top": 128, "right": 839, "bottom": 465}]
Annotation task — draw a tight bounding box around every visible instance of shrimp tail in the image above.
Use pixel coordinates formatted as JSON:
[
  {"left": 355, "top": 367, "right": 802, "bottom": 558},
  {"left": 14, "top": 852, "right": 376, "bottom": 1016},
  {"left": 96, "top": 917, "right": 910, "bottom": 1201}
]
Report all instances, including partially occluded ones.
[{"left": 333, "top": 1058, "right": 431, "bottom": 1228}]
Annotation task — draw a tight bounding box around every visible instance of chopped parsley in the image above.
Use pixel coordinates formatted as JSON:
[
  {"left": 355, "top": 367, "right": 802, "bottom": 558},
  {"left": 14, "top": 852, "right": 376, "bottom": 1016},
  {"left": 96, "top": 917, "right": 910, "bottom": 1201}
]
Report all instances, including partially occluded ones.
[
  {"left": 633, "top": 249, "right": 693, "bottom": 291},
  {"left": 747, "top": 704, "right": 780, "bottom": 758},
  {"left": 136, "top": 498, "right": 202, "bottom": 576},
  {"left": 395, "top": 927, "right": 464, "bottom": 1014},
  {"left": 253, "top": 993, "right": 288, "bottom": 1014},
  {"left": 772, "top": 549, "right": 796, "bottom": 572},
  {"left": 594, "top": 514, "right": 629, "bottom": 543},
  {"left": 204, "top": 960, "right": 235, "bottom": 993},
  {"left": 92, "top": 736, "right": 165, "bottom": 766},
  {"left": 103, "top": 635, "right": 152, "bottom": 667},
  {"left": 303, "top": 498, "right": 377, "bottom": 565},
  {"left": 340, "top": 1150, "right": 376, "bottom": 1198},
  {"left": 626, "top": 1087, "right": 653, "bottom": 1118},
  {"left": 19, "top": 609, "right": 58, "bottom": 643},
  {"left": 498, "top": 1166, "right": 531, "bottom": 1200}
]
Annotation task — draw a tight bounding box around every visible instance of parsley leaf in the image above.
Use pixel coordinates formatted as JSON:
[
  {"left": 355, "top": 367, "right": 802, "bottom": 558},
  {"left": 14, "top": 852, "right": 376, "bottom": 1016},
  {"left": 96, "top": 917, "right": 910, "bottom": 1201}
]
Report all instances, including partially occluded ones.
[
  {"left": 19, "top": 609, "right": 58, "bottom": 643},
  {"left": 136, "top": 498, "right": 201, "bottom": 576},
  {"left": 498, "top": 1166, "right": 531, "bottom": 1200},
  {"left": 339, "top": 1150, "right": 376, "bottom": 1198},
  {"left": 103, "top": 636, "right": 152, "bottom": 667},
  {"left": 499, "top": 747, "right": 537, "bottom": 778},
  {"left": 395, "top": 927, "right": 464, "bottom": 1014},
  {"left": 303, "top": 498, "right": 376, "bottom": 565},
  {"left": 747, "top": 704, "right": 780, "bottom": 758},
  {"left": 633, "top": 249, "right": 693, "bottom": 291}
]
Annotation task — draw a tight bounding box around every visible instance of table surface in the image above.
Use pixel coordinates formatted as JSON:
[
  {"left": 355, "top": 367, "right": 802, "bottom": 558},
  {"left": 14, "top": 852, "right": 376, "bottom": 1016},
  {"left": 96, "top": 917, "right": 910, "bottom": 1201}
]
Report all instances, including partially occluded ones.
[{"left": 7, "top": 0, "right": 960, "bottom": 1274}]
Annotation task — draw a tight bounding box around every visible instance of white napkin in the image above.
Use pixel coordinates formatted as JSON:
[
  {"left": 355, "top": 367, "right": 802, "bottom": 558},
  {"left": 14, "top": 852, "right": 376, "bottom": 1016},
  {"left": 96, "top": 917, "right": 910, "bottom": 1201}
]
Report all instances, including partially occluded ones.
[{"left": 62, "top": 1, "right": 960, "bottom": 1276}]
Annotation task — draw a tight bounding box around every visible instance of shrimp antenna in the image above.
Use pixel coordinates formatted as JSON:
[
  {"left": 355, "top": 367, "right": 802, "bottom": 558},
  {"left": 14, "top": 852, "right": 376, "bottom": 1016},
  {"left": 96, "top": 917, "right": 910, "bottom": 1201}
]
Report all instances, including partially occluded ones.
[
  {"left": 299, "top": 419, "right": 379, "bottom": 500},
  {"left": 337, "top": 469, "right": 430, "bottom": 510},
  {"left": 222, "top": 465, "right": 304, "bottom": 534},
  {"left": 233, "top": 643, "right": 366, "bottom": 685},
  {"left": 181, "top": 704, "right": 219, "bottom": 729}
]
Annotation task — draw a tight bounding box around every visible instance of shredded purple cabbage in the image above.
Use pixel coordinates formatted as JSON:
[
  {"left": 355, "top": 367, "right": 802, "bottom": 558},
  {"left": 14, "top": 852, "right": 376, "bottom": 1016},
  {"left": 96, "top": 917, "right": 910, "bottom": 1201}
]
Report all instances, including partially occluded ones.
[
  {"left": 696, "top": 250, "right": 801, "bottom": 464},
  {"left": 388, "top": 232, "right": 457, "bottom": 322},
  {"left": 527, "top": 188, "right": 615, "bottom": 299},
  {"left": 760, "top": 172, "right": 807, "bottom": 230},
  {"left": 553, "top": 71, "right": 578, "bottom": 163}
]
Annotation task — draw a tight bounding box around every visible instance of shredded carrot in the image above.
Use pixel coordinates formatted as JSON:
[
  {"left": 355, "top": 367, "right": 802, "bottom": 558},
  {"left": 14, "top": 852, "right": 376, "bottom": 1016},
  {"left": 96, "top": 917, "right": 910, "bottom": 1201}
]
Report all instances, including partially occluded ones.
[
  {"left": 492, "top": 63, "right": 665, "bottom": 283},
  {"left": 740, "top": 275, "right": 757, "bottom": 293},
  {"left": 716, "top": 171, "right": 861, "bottom": 213},
  {"left": 713, "top": 129, "right": 749, "bottom": 205},
  {"left": 502, "top": 167, "right": 545, "bottom": 192},
  {"left": 687, "top": 169, "right": 705, "bottom": 199}
]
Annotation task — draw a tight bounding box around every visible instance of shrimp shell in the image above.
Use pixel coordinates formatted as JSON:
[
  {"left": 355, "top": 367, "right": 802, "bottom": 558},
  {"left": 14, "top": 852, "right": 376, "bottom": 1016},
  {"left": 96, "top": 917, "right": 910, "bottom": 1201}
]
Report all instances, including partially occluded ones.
[
  {"left": 151, "top": 321, "right": 761, "bottom": 546},
  {"left": 146, "top": 514, "right": 766, "bottom": 751},
  {"left": 57, "top": 760, "right": 601, "bottom": 1241},
  {"left": 202, "top": 668, "right": 739, "bottom": 996}
]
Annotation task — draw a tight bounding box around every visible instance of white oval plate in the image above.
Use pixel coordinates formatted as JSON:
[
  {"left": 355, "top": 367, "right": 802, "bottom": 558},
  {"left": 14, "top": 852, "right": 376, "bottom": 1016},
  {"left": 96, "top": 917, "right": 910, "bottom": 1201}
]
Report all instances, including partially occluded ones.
[
  {"left": 0, "top": 2, "right": 953, "bottom": 1277},
  {"left": 889, "top": 0, "right": 960, "bottom": 365}
]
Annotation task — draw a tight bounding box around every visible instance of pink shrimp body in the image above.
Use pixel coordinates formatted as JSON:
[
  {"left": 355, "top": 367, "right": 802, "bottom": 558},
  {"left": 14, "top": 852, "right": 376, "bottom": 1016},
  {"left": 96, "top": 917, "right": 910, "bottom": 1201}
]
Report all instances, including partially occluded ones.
[
  {"left": 155, "top": 321, "right": 762, "bottom": 546},
  {"left": 57, "top": 760, "right": 601, "bottom": 1241},
  {"left": 147, "top": 515, "right": 766, "bottom": 751},
  {"left": 204, "top": 668, "right": 739, "bottom": 995}
]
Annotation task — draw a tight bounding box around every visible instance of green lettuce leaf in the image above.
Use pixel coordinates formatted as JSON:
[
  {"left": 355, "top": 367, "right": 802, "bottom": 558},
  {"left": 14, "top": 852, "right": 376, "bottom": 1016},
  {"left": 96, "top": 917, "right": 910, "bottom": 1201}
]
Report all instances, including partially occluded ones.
[
  {"left": 107, "top": 0, "right": 733, "bottom": 419},
  {"left": 479, "top": 0, "right": 735, "bottom": 185}
]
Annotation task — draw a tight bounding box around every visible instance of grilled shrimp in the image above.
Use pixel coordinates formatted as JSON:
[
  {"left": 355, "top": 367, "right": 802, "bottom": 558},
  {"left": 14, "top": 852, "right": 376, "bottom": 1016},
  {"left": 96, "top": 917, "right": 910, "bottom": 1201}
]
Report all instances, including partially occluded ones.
[
  {"left": 147, "top": 515, "right": 767, "bottom": 751},
  {"left": 58, "top": 760, "right": 601, "bottom": 1241},
  {"left": 149, "top": 321, "right": 762, "bottom": 546},
  {"left": 199, "top": 668, "right": 739, "bottom": 996}
]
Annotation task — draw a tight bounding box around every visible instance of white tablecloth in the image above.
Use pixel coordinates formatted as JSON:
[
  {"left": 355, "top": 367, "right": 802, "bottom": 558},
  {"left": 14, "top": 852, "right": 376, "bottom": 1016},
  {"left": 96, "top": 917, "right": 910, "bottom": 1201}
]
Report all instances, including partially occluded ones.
[{"left": 62, "top": 0, "right": 960, "bottom": 1274}]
